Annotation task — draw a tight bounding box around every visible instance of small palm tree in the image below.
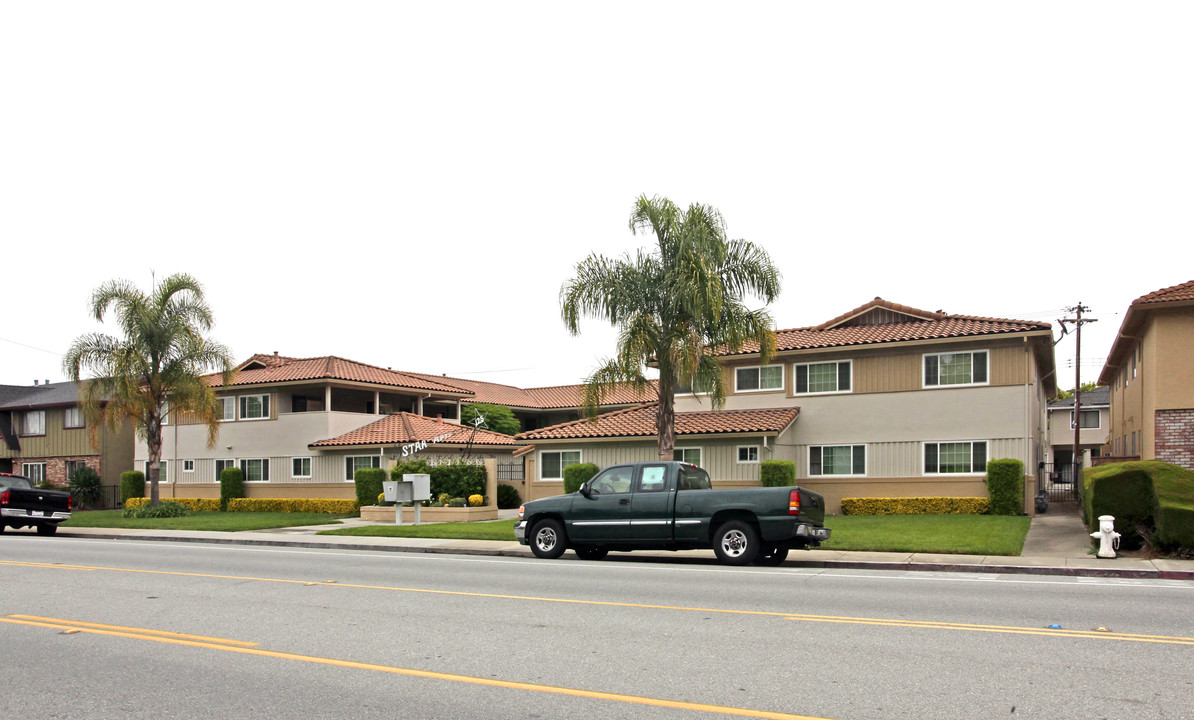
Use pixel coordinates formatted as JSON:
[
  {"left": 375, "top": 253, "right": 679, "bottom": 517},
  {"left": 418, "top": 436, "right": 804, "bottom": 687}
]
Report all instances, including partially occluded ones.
[
  {"left": 561, "top": 195, "right": 781, "bottom": 460},
  {"left": 63, "top": 274, "right": 235, "bottom": 506}
]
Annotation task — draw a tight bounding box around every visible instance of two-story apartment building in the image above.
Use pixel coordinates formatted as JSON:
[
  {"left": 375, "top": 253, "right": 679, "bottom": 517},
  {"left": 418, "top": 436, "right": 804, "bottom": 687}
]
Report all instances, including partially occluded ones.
[
  {"left": 1046, "top": 385, "right": 1110, "bottom": 484},
  {"left": 0, "top": 381, "right": 135, "bottom": 489},
  {"left": 1098, "top": 280, "right": 1194, "bottom": 469},
  {"left": 517, "top": 298, "right": 1057, "bottom": 513}
]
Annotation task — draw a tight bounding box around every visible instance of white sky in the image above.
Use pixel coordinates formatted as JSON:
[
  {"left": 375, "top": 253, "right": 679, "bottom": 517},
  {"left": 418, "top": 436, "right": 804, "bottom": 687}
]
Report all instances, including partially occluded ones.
[{"left": 2, "top": 2, "right": 1191, "bottom": 392}]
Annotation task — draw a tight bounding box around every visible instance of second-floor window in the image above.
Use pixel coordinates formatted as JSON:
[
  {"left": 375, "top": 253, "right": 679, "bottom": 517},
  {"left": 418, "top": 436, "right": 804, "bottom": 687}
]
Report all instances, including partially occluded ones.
[
  {"left": 22, "top": 411, "right": 45, "bottom": 436},
  {"left": 795, "top": 361, "right": 851, "bottom": 394},
  {"left": 735, "top": 365, "right": 783, "bottom": 392},
  {"left": 63, "top": 406, "right": 84, "bottom": 428},
  {"left": 240, "top": 394, "right": 270, "bottom": 420},
  {"left": 924, "top": 351, "right": 988, "bottom": 388},
  {"left": 1070, "top": 410, "right": 1100, "bottom": 429},
  {"left": 218, "top": 397, "right": 235, "bottom": 421}
]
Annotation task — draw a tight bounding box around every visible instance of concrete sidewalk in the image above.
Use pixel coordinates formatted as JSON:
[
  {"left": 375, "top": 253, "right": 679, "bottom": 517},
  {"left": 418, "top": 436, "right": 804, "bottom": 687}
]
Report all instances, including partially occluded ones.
[{"left": 44, "top": 510, "right": 1194, "bottom": 581}]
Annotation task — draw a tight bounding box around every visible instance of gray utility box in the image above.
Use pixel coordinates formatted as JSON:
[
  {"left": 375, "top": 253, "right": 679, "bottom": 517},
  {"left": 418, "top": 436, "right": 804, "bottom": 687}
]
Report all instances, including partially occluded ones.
[{"left": 383, "top": 474, "right": 432, "bottom": 504}]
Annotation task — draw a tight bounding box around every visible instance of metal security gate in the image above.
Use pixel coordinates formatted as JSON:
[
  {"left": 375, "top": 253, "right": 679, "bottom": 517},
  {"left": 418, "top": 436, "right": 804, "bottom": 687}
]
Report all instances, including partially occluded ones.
[
  {"left": 1038, "top": 462, "right": 1080, "bottom": 504},
  {"left": 497, "top": 460, "right": 524, "bottom": 482}
]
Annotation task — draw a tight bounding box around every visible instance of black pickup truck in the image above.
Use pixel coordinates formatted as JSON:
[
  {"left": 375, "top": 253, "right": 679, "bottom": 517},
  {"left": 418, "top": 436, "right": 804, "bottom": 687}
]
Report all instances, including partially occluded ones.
[
  {"left": 515, "top": 461, "right": 830, "bottom": 565},
  {"left": 0, "top": 473, "right": 72, "bottom": 535}
]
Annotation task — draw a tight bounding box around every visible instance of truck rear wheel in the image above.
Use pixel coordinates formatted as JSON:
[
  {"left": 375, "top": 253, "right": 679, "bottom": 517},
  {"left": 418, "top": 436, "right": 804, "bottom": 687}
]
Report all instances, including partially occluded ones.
[
  {"left": 713, "top": 520, "right": 759, "bottom": 565},
  {"left": 530, "top": 519, "right": 567, "bottom": 559}
]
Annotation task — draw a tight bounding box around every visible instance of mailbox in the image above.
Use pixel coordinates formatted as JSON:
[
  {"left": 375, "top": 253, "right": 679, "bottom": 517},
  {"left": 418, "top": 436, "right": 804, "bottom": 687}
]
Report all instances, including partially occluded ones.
[
  {"left": 382, "top": 481, "right": 411, "bottom": 504},
  {"left": 403, "top": 473, "right": 432, "bottom": 501},
  {"left": 384, "top": 474, "right": 433, "bottom": 525}
]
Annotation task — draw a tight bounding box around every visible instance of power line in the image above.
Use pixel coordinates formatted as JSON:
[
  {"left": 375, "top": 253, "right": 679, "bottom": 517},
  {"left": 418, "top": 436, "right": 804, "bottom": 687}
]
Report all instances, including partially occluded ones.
[{"left": 0, "top": 336, "right": 63, "bottom": 357}]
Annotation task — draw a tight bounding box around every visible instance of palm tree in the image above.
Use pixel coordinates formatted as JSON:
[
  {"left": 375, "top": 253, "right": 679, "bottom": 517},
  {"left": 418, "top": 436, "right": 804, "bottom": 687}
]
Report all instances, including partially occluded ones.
[
  {"left": 63, "top": 274, "right": 235, "bottom": 506},
  {"left": 561, "top": 195, "right": 781, "bottom": 460}
]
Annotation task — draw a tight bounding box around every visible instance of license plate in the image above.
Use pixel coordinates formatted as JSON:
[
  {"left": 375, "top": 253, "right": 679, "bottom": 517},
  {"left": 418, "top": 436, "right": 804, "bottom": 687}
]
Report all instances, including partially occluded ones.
[{"left": 30, "top": 510, "right": 45, "bottom": 517}]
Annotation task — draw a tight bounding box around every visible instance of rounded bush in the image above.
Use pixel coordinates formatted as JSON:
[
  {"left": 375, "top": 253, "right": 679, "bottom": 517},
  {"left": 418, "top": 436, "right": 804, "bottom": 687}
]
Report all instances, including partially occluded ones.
[
  {"left": 563, "top": 463, "right": 599, "bottom": 494},
  {"left": 497, "top": 483, "right": 522, "bottom": 509}
]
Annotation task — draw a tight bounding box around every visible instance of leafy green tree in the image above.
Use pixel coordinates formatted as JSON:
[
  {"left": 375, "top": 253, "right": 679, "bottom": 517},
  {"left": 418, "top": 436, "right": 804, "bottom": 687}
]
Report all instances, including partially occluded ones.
[
  {"left": 461, "top": 402, "right": 521, "bottom": 436},
  {"left": 63, "top": 274, "right": 234, "bottom": 506},
  {"left": 1053, "top": 382, "right": 1101, "bottom": 401},
  {"left": 561, "top": 195, "right": 781, "bottom": 460}
]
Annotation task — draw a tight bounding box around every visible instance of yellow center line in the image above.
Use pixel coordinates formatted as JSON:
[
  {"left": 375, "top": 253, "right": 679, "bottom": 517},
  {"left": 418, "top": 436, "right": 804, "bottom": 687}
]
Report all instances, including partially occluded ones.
[
  {"left": 0, "top": 615, "right": 830, "bottom": 720},
  {"left": 3, "top": 559, "right": 1191, "bottom": 646},
  {"left": 5, "top": 614, "right": 257, "bottom": 646}
]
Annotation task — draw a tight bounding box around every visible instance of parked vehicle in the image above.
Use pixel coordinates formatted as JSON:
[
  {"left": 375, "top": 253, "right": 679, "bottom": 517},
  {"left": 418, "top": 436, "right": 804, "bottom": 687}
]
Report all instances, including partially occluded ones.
[
  {"left": 515, "top": 461, "right": 830, "bottom": 565},
  {"left": 0, "top": 473, "right": 72, "bottom": 535}
]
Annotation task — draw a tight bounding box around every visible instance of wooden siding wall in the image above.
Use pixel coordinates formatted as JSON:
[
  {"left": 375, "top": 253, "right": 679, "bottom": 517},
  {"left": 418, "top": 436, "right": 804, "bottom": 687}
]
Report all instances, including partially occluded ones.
[{"left": 0, "top": 408, "right": 95, "bottom": 458}]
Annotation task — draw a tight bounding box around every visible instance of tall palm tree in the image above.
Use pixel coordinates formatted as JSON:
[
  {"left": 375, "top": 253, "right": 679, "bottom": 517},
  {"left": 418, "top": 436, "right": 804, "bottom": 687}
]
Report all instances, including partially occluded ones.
[
  {"left": 63, "top": 274, "right": 235, "bottom": 506},
  {"left": 561, "top": 195, "right": 781, "bottom": 460}
]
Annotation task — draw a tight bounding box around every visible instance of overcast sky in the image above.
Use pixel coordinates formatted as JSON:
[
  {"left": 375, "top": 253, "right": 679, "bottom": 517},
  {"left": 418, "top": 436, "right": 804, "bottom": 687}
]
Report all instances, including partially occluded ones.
[{"left": 2, "top": 2, "right": 1190, "bottom": 392}]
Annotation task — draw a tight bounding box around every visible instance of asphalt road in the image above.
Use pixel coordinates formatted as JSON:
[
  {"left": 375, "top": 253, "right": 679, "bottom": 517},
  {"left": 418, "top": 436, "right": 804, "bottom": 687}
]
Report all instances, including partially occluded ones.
[{"left": 3, "top": 535, "right": 1193, "bottom": 720}]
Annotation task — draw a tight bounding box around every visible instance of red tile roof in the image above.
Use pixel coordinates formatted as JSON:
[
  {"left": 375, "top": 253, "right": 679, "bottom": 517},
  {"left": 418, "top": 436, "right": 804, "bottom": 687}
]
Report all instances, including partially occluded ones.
[
  {"left": 1133, "top": 279, "right": 1194, "bottom": 305},
  {"left": 715, "top": 297, "right": 1051, "bottom": 356},
  {"left": 213, "top": 354, "right": 473, "bottom": 396},
  {"left": 404, "top": 372, "right": 658, "bottom": 410},
  {"left": 310, "top": 412, "right": 520, "bottom": 448},
  {"left": 1098, "top": 280, "right": 1194, "bottom": 385},
  {"left": 515, "top": 403, "right": 799, "bottom": 441}
]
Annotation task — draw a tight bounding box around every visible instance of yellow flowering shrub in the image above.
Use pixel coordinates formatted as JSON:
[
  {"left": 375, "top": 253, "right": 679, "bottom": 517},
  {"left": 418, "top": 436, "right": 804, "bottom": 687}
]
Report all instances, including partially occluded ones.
[
  {"left": 123, "top": 497, "right": 220, "bottom": 512},
  {"left": 224, "top": 498, "right": 360, "bottom": 514},
  {"left": 840, "top": 497, "right": 988, "bottom": 515},
  {"left": 468, "top": 494, "right": 484, "bottom": 507}
]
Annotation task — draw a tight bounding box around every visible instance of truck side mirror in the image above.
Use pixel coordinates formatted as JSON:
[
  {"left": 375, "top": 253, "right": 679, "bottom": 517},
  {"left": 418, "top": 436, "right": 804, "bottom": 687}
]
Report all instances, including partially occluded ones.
[{"left": 580, "top": 482, "right": 592, "bottom": 498}]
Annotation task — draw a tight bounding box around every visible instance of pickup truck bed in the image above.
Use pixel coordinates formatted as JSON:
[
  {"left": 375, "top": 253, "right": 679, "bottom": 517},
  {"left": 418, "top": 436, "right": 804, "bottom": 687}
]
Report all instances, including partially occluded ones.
[
  {"left": 1, "top": 473, "right": 72, "bottom": 535},
  {"left": 515, "top": 461, "right": 830, "bottom": 565}
]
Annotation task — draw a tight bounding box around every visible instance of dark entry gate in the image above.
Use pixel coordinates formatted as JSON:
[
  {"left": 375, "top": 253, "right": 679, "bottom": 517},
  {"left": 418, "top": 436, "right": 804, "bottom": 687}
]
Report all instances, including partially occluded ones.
[{"left": 1038, "top": 462, "right": 1080, "bottom": 505}]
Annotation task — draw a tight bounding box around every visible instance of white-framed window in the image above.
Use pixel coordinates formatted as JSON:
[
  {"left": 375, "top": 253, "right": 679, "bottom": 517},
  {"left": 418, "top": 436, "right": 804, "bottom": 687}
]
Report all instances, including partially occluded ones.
[
  {"left": 735, "top": 365, "right": 784, "bottom": 393},
  {"left": 63, "top": 406, "right": 84, "bottom": 428},
  {"left": 809, "top": 445, "right": 866, "bottom": 476},
  {"left": 292, "top": 457, "right": 312, "bottom": 478},
  {"left": 215, "top": 459, "right": 235, "bottom": 482},
  {"left": 21, "top": 410, "right": 46, "bottom": 436},
  {"left": 795, "top": 360, "right": 851, "bottom": 395},
  {"left": 540, "top": 450, "right": 581, "bottom": 480},
  {"left": 737, "top": 445, "right": 760, "bottom": 464},
  {"left": 239, "top": 394, "right": 271, "bottom": 420},
  {"left": 144, "top": 460, "right": 169, "bottom": 482},
  {"left": 924, "top": 441, "right": 988, "bottom": 475},
  {"left": 22, "top": 462, "right": 47, "bottom": 483},
  {"left": 345, "top": 455, "right": 380, "bottom": 481},
  {"left": 218, "top": 396, "right": 236, "bottom": 421},
  {"left": 183, "top": 460, "right": 195, "bottom": 473},
  {"left": 1070, "top": 409, "right": 1100, "bottom": 430},
  {"left": 675, "top": 447, "right": 703, "bottom": 467},
  {"left": 240, "top": 458, "right": 270, "bottom": 482},
  {"left": 924, "top": 351, "right": 988, "bottom": 388}
]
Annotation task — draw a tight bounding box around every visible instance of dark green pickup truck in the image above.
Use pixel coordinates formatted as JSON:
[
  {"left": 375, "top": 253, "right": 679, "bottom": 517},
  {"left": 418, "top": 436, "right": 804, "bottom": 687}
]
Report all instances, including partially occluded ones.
[{"left": 515, "top": 461, "right": 830, "bottom": 566}]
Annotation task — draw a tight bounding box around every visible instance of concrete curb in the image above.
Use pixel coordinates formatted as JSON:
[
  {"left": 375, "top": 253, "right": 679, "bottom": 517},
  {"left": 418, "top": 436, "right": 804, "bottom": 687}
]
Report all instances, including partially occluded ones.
[{"left": 52, "top": 530, "right": 1194, "bottom": 581}]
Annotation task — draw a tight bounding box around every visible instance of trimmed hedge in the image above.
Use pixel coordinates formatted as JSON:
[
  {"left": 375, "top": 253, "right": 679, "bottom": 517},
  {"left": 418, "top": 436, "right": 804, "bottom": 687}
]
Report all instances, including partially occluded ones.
[
  {"left": 563, "top": 463, "right": 599, "bottom": 494},
  {"left": 841, "top": 497, "right": 989, "bottom": 515},
  {"left": 121, "top": 471, "right": 145, "bottom": 504},
  {"left": 1083, "top": 462, "right": 1176, "bottom": 550},
  {"left": 986, "top": 458, "right": 1024, "bottom": 516},
  {"left": 497, "top": 483, "right": 522, "bottom": 509},
  {"left": 226, "top": 498, "right": 359, "bottom": 514},
  {"left": 429, "top": 462, "right": 486, "bottom": 501},
  {"left": 760, "top": 460, "right": 796, "bottom": 487},
  {"left": 220, "top": 467, "right": 245, "bottom": 510},
  {"left": 125, "top": 497, "right": 221, "bottom": 512},
  {"left": 354, "top": 467, "right": 387, "bottom": 507}
]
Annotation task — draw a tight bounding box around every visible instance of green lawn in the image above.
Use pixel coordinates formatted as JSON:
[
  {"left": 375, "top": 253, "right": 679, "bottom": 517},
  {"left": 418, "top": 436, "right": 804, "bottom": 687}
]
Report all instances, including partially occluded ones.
[
  {"left": 62, "top": 511, "right": 354, "bottom": 532},
  {"left": 319, "top": 514, "right": 1031, "bottom": 555}
]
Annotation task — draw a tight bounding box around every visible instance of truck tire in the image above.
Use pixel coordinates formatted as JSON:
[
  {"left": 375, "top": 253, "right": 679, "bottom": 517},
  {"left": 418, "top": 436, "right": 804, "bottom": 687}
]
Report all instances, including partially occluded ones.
[
  {"left": 713, "top": 520, "right": 760, "bottom": 565},
  {"left": 36, "top": 524, "right": 57, "bottom": 536},
  {"left": 753, "top": 547, "right": 789, "bottom": 566},
  {"left": 574, "top": 546, "right": 609, "bottom": 561},
  {"left": 530, "top": 519, "right": 567, "bottom": 559}
]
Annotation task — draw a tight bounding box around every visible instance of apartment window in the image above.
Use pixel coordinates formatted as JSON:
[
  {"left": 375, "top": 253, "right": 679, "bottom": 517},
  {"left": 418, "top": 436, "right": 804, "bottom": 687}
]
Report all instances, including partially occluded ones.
[
  {"left": 345, "top": 455, "right": 380, "bottom": 481},
  {"left": 810, "top": 445, "right": 866, "bottom": 476},
  {"left": 160, "top": 402, "right": 169, "bottom": 426},
  {"left": 735, "top": 365, "right": 784, "bottom": 392},
  {"left": 1070, "top": 410, "right": 1100, "bottom": 430},
  {"left": 144, "top": 461, "right": 169, "bottom": 482},
  {"left": 677, "top": 375, "right": 715, "bottom": 395},
  {"left": 540, "top": 450, "right": 581, "bottom": 480},
  {"left": 924, "top": 441, "right": 988, "bottom": 475},
  {"left": 65, "top": 460, "right": 86, "bottom": 480},
  {"left": 21, "top": 410, "right": 45, "bottom": 436},
  {"left": 240, "top": 394, "right": 270, "bottom": 420},
  {"left": 924, "top": 351, "right": 988, "bottom": 387},
  {"left": 218, "top": 396, "right": 235, "bottom": 421},
  {"left": 240, "top": 458, "right": 270, "bottom": 482},
  {"left": 183, "top": 460, "right": 195, "bottom": 473},
  {"left": 737, "top": 446, "right": 760, "bottom": 464},
  {"left": 64, "top": 406, "right": 84, "bottom": 428},
  {"left": 795, "top": 361, "right": 851, "bottom": 394},
  {"left": 215, "top": 459, "right": 235, "bottom": 482},
  {"left": 292, "top": 457, "right": 312, "bottom": 478},
  {"left": 675, "top": 448, "right": 703, "bottom": 467},
  {"left": 22, "top": 463, "right": 46, "bottom": 484}
]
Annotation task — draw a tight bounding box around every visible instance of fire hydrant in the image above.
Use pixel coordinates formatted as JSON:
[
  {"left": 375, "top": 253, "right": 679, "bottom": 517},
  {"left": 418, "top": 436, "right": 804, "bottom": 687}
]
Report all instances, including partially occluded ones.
[{"left": 1090, "top": 515, "right": 1121, "bottom": 559}]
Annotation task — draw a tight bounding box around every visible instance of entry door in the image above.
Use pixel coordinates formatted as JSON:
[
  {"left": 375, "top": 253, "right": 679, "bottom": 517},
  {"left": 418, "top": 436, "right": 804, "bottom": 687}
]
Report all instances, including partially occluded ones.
[{"left": 566, "top": 465, "right": 635, "bottom": 543}]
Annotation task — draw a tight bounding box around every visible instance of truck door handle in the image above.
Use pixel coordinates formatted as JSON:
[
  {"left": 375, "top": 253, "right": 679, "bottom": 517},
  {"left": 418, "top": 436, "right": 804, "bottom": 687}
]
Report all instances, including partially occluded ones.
[{"left": 619, "top": 498, "right": 630, "bottom": 505}]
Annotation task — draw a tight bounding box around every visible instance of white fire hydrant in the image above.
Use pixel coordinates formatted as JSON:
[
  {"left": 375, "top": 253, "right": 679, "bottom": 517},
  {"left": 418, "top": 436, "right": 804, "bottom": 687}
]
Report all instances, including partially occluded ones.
[{"left": 1090, "top": 515, "right": 1121, "bottom": 559}]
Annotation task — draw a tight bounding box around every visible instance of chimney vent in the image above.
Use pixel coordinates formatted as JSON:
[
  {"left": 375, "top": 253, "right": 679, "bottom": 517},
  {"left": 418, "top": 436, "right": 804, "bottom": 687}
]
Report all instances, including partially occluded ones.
[
  {"left": 436, "top": 414, "right": 443, "bottom": 423},
  {"left": 33, "top": 380, "right": 39, "bottom": 386}
]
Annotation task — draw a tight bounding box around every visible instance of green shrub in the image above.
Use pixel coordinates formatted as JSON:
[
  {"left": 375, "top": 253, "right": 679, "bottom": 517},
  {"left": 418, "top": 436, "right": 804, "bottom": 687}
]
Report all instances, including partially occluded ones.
[
  {"left": 840, "top": 497, "right": 989, "bottom": 515},
  {"left": 497, "top": 483, "right": 522, "bottom": 509},
  {"left": 120, "top": 471, "right": 145, "bottom": 503},
  {"left": 760, "top": 460, "right": 796, "bottom": 487},
  {"left": 448, "top": 497, "right": 467, "bottom": 507},
  {"left": 67, "top": 465, "right": 103, "bottom": 510},
  {"left": 986, "top": 459, "right": 1024, "bottom": 515},
  {"left": 429, "top": 462, "right": 486, "bottom": 500},
  {"left": 354, "top": 467, "right": 387, "bottom": 507},
  {"left": 1083, "top": 465, "right": 1158, "bottom": 550},
  {"left": 390, "top": 459, "right": 432, "bottom": 480},
  {"left": 123, "top": 501, "right": 192, "bottom": 519},
  {"left": 125, "top": 497, "right": 222, "bottom": 512},
  {"left": 563, "top": 463, "right": 599, "bottom": 494},
  {"left": 220, "top": 467, "right": 245, "bottom": 511}
]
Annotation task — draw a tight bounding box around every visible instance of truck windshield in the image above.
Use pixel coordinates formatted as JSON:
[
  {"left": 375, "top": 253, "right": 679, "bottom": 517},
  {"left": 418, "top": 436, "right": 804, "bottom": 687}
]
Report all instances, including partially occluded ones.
[
  {"left": 0, "top": 475, "right": 34, "bottom": 490},
  {"left": 678, "top": 465, "right": 712, "bottom": 490}
]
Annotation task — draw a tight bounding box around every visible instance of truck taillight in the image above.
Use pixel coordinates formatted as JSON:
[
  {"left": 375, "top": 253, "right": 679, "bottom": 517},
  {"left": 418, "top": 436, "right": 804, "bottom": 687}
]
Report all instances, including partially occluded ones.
[
  {"left": 789, "top": 489, "right": 800, "bottom": 516},
  {"left": 68, "top": 496, "right": 72, "bottom": 511},
  {"left": 0, "top": 489, "right": 8, "bottom": 506}
]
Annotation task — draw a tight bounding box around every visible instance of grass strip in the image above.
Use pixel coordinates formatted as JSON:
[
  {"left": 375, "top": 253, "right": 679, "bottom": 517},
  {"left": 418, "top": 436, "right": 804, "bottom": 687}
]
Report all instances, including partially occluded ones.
[{"left": 61, "top": 511, "right": 354, "bottom": 532}]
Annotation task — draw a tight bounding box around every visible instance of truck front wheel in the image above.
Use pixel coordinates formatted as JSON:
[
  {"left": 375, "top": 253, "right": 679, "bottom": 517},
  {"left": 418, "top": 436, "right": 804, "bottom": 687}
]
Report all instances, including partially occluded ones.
[
  {"left": 530, "top": 519, "right": 567, "bottom": 559},
  {"left": 713, "top": 521, "right": 759, "bottom": 565}
]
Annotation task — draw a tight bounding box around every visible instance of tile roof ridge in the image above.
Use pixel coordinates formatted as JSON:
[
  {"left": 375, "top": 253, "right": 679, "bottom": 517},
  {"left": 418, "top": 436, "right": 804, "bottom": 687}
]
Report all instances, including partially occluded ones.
[
  {"left": 399, "top": 412, "right": 415, "bottom": 440},
  {"left": 516, "top": 401, "right": 659, "bottom": 439},
  {"left": 813, "top": 297, "right": 945, "bottom": 330},
  {"left": 1134, "top": 279, "right": 1194, "bottom": 305}
]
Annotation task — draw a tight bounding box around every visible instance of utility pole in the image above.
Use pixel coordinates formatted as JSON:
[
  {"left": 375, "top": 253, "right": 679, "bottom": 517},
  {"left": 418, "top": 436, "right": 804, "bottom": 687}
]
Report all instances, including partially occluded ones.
[{"left": 1059, "top": 303, "right": 1097, "bottom": 494}]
